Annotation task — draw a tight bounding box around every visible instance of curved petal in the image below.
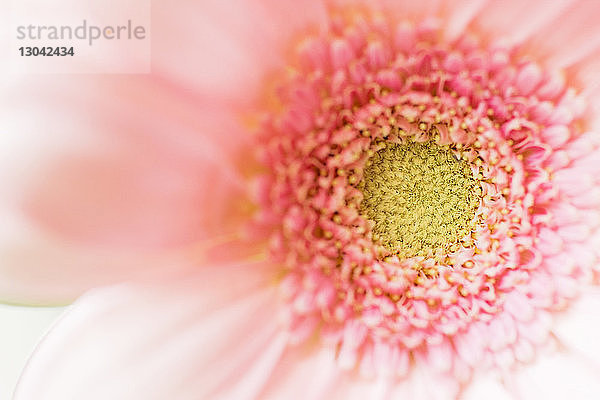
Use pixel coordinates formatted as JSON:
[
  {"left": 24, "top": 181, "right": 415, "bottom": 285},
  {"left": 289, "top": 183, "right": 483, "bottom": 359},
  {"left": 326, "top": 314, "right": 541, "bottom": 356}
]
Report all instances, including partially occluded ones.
[
  {"left": 0, "top": 222, "right": 182, "bottom": 306},
  {"left": 260, "top": 344, "right": 458, "bottom": 400},
  {"left": 432, "top": 0, "right": 600, "bottom": 79},
  {"left": 152, "top": 0, "right": 328, "bottom": 103},
  {"left": 14, "top": 261, "right": 286, "bottom": 400},
  {"left": 0, "top": 74, "right": 260, "bottom": 304},
  {"left": 468, "top": 0, "right": 573, "bottom": 48},
  {"left": 0, "top": 215, "right": 269, "bottom": 305},
  {"left": 403, "top": 365, "right": 461, "bottom": 400},
  {"left": 3, "top": 75, "right": 250, "bottom": 244}
]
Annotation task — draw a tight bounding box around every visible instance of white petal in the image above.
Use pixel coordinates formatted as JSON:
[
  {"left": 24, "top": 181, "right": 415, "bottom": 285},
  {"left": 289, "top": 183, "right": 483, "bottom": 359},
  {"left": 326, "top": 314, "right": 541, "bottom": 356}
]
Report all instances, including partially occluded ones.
[
  {"left": 511, "top": 351, "right": 600, "bottom": 399},
  {"left": 552, "top": 287, "right": 600, "bottom": 366},
  {"left": 461, "top": 372, "right": 511, "bottom": 400},
  {"left": 260, "top": 345, "right": 341, "bottom": 400},
  {"left": 14, "top": 263, "right": 285, "bottom": 400}
]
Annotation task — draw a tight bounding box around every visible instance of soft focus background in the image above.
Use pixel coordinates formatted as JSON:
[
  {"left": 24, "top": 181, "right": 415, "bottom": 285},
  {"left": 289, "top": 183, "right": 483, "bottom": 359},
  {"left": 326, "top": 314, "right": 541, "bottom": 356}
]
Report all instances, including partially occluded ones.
[{"left": 0, "top": 305, "right": 65, "bottom": 399}]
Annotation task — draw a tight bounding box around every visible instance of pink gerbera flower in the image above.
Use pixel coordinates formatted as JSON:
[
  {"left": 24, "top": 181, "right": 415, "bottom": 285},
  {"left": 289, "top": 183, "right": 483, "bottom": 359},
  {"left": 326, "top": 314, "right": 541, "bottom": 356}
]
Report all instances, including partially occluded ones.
[{"left": 4, "top": 0, "right": 600, "bottom": 398}]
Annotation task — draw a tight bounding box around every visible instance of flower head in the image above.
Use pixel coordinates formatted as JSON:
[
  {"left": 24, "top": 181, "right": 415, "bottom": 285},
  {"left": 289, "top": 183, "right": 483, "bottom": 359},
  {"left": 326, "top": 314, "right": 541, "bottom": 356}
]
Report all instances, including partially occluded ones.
[
  {"left": 5, "top": 0, "right": 600, "bottom": 399},
  {"left": 253, "top": 6, "right": 600, "bottom": 384}
]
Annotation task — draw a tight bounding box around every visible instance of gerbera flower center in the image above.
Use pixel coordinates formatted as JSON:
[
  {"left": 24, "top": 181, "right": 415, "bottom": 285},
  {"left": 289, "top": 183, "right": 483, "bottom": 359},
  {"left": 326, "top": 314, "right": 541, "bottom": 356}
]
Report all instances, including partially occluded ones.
[
  {"left": 359, "top": 140, "right": 480, "bottom": 258},
  {"left": 254, "top": 5, "right": 598, "bottom": 383}
]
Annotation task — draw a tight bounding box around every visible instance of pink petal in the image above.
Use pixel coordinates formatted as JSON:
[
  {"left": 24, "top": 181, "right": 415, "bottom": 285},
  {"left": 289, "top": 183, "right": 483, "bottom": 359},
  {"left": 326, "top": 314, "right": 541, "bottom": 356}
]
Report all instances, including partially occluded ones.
[
  {"left": 513, "top": 339, "right": 535, "bottom": 364},
  {"left": 443, "top": 0, "right": 489, "bottom": 41},
  {"left": 537, "top": 2, "right": 600, "bottom": 69},
  {"left": 541, "top": 125, "right": 570, "bottom": 149},
  {"left": 327, "top": 373, "right": 399, "bottom": 400},
  {"left": 405, "top": 364, "right": 460, "bottom": 400},
  {"left": 454, "top": 322, "right": 486, "bottom": 367},
  {"left": 260, "top": 336, "right": 414, "bottom": 400},
  {"left": 152, "top": 0, "right": 327, "bottom": 102},
  {"left": 461, "top": 372, "right": 511, "bottom": 400},
  {"left": 12, "top": 76, "right": 248, "bottom": 246},
  {"left": 451, "top": 0, "right": 600, "bottom": 79},
  {"left": 426, "top": 338, "right": 453, "bottom": 373},
  {"left": 259, "top": 345, "right": 341, "bottom": 399},
  {"left": 0, "top": 219, "right": 180, "bottom": 305},
  {"left": 504, "top": 292, "right": 535, "bottom": 322},
  {"left": 515, "top": 62, "right": 543, "bottom": 96},
  {"left": 471, "top": 0, "right": 572, "bottom": 47},
  {"left": 14, "top": 261, "right": 285, "bottom": 400},
  {"left": 1, "top": 75, "right": 257, "bottom": 303}
]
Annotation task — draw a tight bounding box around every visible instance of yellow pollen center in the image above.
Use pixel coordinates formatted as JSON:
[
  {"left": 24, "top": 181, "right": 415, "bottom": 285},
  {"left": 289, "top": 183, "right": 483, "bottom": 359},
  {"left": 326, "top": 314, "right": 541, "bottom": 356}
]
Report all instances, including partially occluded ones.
[{"left": 359, "top": 141, "right": 480, "bottom": 258}]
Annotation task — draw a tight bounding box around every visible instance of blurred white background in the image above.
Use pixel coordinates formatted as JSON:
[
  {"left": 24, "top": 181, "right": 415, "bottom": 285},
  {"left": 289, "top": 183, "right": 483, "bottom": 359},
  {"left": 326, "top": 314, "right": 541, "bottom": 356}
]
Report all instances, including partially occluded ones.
[{"left": 0, "top": 305, "right": 65, "bottom": 399}]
